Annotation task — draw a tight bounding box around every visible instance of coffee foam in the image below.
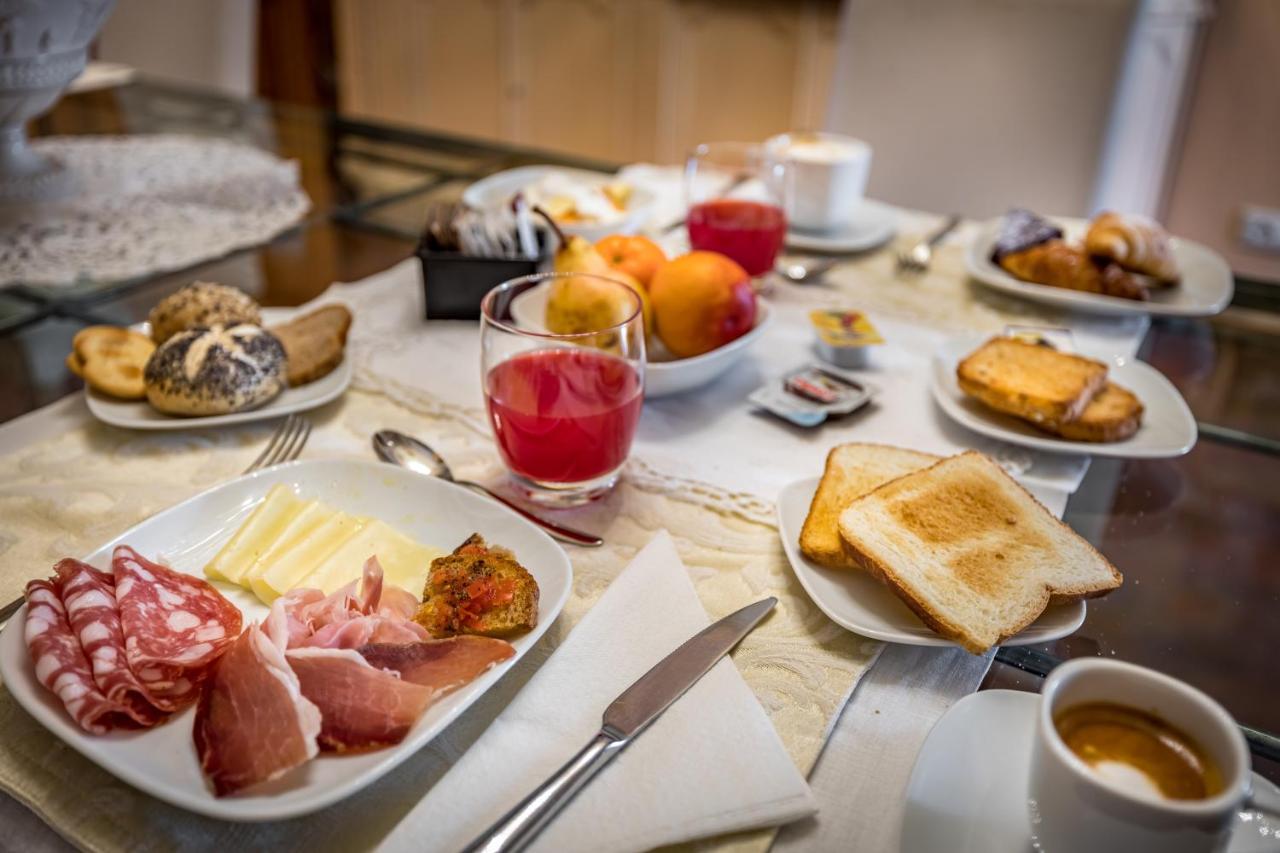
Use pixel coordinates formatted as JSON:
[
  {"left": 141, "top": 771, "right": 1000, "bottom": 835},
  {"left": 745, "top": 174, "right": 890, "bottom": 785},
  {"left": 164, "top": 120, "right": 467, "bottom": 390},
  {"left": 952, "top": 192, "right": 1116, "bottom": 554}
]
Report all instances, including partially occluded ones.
[
  {"left": 783, "top": 139, "right": 864, "bottom": 164},
  {"left": 1088, "top": 760, "right": 1168, "bottom": 801}
]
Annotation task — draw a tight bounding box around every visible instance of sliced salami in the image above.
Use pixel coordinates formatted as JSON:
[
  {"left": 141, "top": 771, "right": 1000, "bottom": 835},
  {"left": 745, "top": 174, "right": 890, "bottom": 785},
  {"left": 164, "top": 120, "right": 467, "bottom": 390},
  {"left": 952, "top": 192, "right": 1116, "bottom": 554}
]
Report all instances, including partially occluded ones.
[
  {"left": 53, "top": 559, "right": 166, "bottom": 727},
  {"left": 23, "top": 579, "right": 135, "bottom": 735},
  {"left": 112, "top": 545, "right": 242, "bottom": 711}
]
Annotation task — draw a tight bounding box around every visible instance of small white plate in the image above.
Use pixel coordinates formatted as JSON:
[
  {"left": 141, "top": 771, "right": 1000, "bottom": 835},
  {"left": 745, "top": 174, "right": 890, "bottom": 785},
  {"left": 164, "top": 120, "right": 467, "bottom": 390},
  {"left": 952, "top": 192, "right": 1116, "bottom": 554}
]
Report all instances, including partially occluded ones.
[
  {"left": 776, "top": 477, "right": 1085, "bottom": 648},
  {"left": 785, "top": 198, "right": 898, "bottom": 254},
  {"left": 508, "top": 281, "right": 773, "bottom": 398},
  {"left": 965, "top": 217, "right": 1233, "bottom": 317},
  {"left": 931, "top": 335, "right": 1197, "bottom": 459},
  {"left": 902, "top": 690, "right": 1280, "bottom": 853},
  {"left": 85, "top": 306, "right": 353, "bottom": 431},
  {"left": 0, "top": 459, "right": 572, "bottom": 821},
  {"left": 462, "top": 165, "right": 655, "bottom": 243}
]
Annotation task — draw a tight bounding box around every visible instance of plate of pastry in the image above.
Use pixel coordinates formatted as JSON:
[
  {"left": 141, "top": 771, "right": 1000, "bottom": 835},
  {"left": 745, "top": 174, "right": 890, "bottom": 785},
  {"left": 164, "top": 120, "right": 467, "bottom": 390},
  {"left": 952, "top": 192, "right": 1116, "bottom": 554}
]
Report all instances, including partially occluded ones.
[
  {"left": 463, "top": 165, "right": 656, "bottom": 242},
  {"left": 778, "top": 444, "right": 1110, "bottom": 653},
  {"left": 930, "top": 334, "right": 1197, "bottom": 459},
  {"left": 965, "top": 209, "right": 1233, "bottom": 317},
  {"left": 73, "top": 282, "right": 354, "bottom": 430}
]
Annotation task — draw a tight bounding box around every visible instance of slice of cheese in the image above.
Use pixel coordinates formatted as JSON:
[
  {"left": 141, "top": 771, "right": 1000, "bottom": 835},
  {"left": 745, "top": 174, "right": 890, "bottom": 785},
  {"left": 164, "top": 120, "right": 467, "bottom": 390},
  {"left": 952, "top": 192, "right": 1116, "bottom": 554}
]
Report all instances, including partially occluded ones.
[
  {"left": 250, "top": 512, "right": 370, "bottom": 603},
  {"left": 295, "top": 519, "right": 443, "bottom": 596},
  {"left": 205, "top": 485, "right": 302, "bottom": 583},
  {"left": 239, "top": 501, "right": 332, "bottom": 588}
]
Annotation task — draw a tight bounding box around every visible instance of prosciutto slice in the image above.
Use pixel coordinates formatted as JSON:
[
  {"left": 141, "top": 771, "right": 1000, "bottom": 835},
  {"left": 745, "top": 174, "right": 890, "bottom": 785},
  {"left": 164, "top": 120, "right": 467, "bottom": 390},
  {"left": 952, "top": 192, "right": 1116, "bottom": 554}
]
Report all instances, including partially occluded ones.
[
  {"left": 22, "top": 579, "right": 135, "bottom": 735},
  {"left": 359, "top": 638, "right": 515, "bottom": 697},
  {"left": 281, "top": 557, "right": 428, "bottom": 650},
  {"left": 285, "top": 647, "right": 433, "bottom": 752},
  {"left": 113, "top": 545, "right": 242, "bottom": 710},
  {"left": 193, "top": 608, "right": 321, "bottom": 797},
  {"left": 53, "top": 559, "right": 165, "bottom": 727}
]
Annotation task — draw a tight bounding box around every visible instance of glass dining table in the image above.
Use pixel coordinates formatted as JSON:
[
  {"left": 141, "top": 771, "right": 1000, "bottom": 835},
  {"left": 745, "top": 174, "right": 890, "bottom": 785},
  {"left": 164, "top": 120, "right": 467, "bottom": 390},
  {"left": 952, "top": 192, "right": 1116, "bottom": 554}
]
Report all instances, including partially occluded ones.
[{"left": 5, "top": 76, "right": 1278, "bottom": 799}]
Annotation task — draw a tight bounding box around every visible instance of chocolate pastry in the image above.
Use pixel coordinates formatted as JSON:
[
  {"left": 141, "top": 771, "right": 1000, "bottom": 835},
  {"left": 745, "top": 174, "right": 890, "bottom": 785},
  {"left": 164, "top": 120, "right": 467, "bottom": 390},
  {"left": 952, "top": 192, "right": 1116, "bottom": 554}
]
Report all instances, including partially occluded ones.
[{"left": 990, "top": 209, "right": 1064, "bottom": 263}]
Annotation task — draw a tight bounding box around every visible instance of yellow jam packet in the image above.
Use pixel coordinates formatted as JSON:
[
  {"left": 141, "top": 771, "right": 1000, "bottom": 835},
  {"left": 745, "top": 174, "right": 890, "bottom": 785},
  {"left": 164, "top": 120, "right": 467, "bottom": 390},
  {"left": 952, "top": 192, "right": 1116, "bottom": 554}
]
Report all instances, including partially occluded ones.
[{"left": 809, "top": 309, "right": 884, "bottom": 348}]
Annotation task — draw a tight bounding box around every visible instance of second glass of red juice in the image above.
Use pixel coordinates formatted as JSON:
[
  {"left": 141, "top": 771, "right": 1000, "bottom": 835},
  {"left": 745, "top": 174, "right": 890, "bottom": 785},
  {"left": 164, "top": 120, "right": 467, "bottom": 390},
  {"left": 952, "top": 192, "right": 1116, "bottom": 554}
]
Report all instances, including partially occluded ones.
[
  {"left": 686, "top": 141, "right": 789, "bottom": 277},
  {"left": 481, "top": 273, "right": 646, "bottom": 506}
]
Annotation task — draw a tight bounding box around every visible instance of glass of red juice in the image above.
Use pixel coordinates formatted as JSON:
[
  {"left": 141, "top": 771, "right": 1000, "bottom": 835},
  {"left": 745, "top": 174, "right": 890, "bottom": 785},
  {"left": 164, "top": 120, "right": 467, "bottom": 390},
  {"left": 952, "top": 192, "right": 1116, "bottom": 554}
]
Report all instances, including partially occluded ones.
[
  {"left": 686, "top": 141, "right": 789, "bottom": 277},
  {"left": 481, "top": 273, "right": 646, "bottom": 506}
]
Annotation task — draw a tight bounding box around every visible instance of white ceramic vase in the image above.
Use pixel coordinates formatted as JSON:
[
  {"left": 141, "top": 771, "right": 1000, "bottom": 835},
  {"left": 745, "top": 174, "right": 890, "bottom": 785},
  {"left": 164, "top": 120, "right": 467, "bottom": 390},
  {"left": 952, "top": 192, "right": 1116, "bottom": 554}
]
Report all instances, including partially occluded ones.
[{"left": 0, "top": 0, "right": 116, "bottom": 202}]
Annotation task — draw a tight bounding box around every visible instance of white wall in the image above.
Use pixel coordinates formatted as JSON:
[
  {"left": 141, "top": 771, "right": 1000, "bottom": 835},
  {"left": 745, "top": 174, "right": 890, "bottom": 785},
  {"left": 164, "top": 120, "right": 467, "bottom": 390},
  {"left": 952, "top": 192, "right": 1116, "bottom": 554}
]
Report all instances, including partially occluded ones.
[{"left": 97, "top": 0, "right": 257, "bottom": 97}]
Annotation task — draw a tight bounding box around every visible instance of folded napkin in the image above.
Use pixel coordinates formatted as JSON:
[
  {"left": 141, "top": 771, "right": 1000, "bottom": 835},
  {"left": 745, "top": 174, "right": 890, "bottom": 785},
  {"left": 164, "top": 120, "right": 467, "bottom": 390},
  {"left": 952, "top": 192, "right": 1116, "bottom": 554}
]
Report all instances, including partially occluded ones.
[{"left": 377, "top": 531, "right": 815, "bottom": 853}]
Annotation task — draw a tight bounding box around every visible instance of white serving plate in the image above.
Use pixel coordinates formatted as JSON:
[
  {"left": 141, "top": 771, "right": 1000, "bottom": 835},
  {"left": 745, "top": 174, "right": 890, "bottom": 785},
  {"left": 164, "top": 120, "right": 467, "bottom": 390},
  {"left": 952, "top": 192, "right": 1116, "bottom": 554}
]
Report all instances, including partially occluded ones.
[
  {"left": 784, "top": 198, "right": 898, "bottom": 254},
  {"left": 776, "top": 477, "right": 1085, "bottom": 648},
  {"left": 0, "top": 459, "right": 572, "bottom": 821},
  {"left": 901, "top": 690, "right": 1280, "bottom": 853},
  {"left": 508, "top": 281, "right": 773, "bottom": 398},
  {"left": 965, "top": 217, "right": 1233, "bottom": 317},
  {"left": 931, "top": 335, "right": 1197, "bottom": 459},
  {"left": 85, "top": 305, "right": 353, "bottom": 431},
  {"left": 463, "top": 165, "right": 656, "bottom": 242}
]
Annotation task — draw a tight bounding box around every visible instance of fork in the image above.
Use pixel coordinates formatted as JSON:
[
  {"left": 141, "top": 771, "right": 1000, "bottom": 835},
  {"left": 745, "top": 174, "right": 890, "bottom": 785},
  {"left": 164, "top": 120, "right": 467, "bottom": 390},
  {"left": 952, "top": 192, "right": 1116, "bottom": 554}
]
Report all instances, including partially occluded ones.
[
  {"left": 896, "top": 214, "right": 962, "bottom": 274},
  {"left": 0, "top": 414, "right": 312, "bottom": 624}
]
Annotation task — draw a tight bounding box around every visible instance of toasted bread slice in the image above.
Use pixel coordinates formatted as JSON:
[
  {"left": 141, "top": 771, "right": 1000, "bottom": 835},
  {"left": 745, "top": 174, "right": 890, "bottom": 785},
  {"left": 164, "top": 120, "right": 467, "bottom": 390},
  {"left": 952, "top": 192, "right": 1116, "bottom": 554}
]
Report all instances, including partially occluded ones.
[
  {"left": 957, "top": 337, "right": 1107, "bottom": 425},
  {"left": 799, "top": 444, "right": 941, "bottom": 569},
  {"left": 415, "top": 534, "right": 539, "bottom": 638},
  {"left": 270, "top": 304, "right": 352, "bottom": 386},
  {"left": 837, "top": 451, "right": 1122, "bottom": 653},
  {"left": 1041, "top": 383, "right": 1143, "bottom": 443}
]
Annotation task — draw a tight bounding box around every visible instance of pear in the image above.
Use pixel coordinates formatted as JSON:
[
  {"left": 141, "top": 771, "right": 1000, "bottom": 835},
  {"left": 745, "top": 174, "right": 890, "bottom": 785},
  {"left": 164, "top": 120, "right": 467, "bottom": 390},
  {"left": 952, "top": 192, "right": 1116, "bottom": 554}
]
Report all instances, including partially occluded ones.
[{"left": 548, "top": 235, "right": 653, "bottom": 337}]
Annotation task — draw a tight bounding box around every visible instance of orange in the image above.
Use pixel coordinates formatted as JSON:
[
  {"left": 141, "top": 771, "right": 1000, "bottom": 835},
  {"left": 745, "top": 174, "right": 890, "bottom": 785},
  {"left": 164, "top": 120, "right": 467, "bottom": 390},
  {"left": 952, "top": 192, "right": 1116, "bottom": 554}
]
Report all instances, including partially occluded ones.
[
  {"left": 648, "top": 251, "right": 757, "bottom": 359},
  {"left": 595, "top": 234, "right": 668, "bottom": 289}
]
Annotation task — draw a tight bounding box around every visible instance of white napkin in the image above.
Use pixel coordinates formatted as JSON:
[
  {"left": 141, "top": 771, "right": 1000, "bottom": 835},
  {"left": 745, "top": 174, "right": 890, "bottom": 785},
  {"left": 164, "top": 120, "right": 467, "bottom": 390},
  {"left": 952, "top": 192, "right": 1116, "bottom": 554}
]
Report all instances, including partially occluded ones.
[{"left": 377, "top": 531, "right": 815, "bottom": 853}]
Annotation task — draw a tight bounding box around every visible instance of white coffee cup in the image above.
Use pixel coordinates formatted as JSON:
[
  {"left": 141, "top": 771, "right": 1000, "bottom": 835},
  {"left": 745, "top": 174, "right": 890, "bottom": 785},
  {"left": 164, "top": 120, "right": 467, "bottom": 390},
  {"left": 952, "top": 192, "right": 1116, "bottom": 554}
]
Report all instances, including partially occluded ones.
[
  {"left": 764, "top": 131, "right": 871, "bottom": 233},
  {"left": 1029, "top": 658, "right": 1280, "bottom": 853}
]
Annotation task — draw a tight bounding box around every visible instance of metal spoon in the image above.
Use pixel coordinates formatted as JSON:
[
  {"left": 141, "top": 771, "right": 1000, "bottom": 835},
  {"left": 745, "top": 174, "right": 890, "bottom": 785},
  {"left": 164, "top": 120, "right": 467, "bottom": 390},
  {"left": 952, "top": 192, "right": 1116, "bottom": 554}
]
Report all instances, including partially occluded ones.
[
  {"left": 777, "top": 256, "right": 841, "bottom": 283},
  {"left": 373, "top": 430, "right": 604, "bottom": 547}
]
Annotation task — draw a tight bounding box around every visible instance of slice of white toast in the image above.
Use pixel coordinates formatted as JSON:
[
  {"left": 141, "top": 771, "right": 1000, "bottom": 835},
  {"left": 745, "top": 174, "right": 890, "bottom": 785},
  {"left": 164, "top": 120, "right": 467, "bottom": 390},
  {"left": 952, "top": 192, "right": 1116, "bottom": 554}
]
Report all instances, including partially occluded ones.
[
  {"left": 799, "top": 443, "right": 941, "bottom": 570},
  {"left": 837, "top": 451, "right": 1122, "bottom": 653}
]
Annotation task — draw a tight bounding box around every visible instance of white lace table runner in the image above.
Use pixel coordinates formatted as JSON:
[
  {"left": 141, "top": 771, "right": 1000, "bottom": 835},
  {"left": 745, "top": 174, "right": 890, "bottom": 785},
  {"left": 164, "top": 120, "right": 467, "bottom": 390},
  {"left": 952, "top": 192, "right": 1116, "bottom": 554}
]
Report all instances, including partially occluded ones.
[{"left": 0, "top": 135, "right": 310, "bottom": 288}]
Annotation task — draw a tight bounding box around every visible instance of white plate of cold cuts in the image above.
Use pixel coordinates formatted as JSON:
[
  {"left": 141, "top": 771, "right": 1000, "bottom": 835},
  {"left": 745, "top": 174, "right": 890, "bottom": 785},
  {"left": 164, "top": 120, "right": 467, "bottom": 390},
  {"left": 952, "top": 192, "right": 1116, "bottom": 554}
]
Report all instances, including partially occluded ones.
[{"left": 0, "top": 459, "right": 572, "bottom": 821}]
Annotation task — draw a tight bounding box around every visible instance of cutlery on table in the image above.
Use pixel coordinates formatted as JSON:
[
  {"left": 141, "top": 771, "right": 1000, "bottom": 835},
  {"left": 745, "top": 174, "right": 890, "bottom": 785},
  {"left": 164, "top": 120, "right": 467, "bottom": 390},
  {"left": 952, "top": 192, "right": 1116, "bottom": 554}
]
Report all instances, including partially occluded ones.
[
  {"left": 372, "top": 430, "right": 604, "bottom": 548},
  {"left": 777, "top": 256, "right": 841, "bottom": 284},
  {"left": 896, "top": 214, "right": 961, "bottom": 274},
  {"left": 0, "top": 413, "right": 312, "bottom": 625},
  {"left": 462, "top": 596, "right": 778, "bottom": 853}
]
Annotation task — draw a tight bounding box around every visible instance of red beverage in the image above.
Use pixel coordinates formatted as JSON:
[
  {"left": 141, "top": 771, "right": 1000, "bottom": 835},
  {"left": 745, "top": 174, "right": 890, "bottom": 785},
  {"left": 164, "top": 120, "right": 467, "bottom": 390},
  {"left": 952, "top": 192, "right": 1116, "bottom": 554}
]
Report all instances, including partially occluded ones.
[
  {"left": 687, "top": 199, "right": 787, "bottom": 276},
  {"left": 485, "top": 348, "right": 644, "bottom": 484}
]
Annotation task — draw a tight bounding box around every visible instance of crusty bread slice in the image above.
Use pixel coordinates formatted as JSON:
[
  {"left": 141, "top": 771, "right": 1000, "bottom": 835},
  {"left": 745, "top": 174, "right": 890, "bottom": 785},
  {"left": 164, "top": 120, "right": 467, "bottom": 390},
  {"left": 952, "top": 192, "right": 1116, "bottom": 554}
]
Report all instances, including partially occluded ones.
[
  {"left": 837, "top": 451, "right": 1122, "bottom": 653},
  {"left": 799, "top": 444, "right": 940, "bottom": 569},
  {"left": 957, "top": 337, "right": 1107, "bottom": 425},
  {"left": 1041, "top": 383, "right": 1143, "bottom": 443},
  {"left": 270, "top": 304, "right": 352, "bottom": 387}
]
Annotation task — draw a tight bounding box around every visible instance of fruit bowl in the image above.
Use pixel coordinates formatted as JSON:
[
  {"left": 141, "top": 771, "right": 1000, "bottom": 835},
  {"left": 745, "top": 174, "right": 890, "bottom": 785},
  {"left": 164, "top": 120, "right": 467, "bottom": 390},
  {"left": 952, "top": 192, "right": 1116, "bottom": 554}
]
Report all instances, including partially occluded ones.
[
  {"left": 463, "top": 166, "right": 656, "bottom": 243},
  {"left": 509, "top": 282, "right": 773, "bottom": 398}
]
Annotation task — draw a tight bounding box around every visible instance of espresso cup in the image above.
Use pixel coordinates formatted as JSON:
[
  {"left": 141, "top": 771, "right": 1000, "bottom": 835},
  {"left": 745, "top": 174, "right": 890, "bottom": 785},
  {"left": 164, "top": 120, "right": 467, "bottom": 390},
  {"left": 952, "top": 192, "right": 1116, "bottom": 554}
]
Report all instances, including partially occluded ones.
[
  {"left": 764, "top": 131, "right": 871, "bottom": 232},
  {"left": 1029, "top": 658, "right": 1280, "bottom": 853}
]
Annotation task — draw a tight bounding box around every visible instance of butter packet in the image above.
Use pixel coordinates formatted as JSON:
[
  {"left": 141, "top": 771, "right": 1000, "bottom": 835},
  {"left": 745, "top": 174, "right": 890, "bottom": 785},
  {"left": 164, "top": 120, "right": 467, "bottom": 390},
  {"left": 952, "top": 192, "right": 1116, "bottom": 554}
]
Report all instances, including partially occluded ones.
[{"left": 810, "top": 309, "right": 883, "bottom": 367}]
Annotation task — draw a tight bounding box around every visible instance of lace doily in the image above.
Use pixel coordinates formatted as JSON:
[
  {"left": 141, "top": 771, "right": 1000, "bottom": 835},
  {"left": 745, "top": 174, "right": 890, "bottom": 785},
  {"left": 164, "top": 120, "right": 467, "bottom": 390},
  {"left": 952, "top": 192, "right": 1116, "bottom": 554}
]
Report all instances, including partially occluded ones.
[{"left": 0, "top": 135, "right": 310, "bottom": 287}]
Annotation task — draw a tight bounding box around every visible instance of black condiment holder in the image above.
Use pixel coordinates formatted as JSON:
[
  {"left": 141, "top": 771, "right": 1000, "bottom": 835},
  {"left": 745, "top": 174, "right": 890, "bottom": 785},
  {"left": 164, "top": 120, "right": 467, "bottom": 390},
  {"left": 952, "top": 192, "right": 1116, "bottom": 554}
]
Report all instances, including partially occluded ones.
[{"left": 415, "top": 235, "right": 549, "bottom": 321}]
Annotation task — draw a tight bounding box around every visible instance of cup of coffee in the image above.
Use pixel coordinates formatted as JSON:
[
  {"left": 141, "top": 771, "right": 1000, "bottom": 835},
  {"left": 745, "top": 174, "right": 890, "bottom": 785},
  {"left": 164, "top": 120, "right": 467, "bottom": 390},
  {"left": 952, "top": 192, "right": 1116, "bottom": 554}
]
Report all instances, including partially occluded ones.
[
  {"left": 764, "top": 131, "right": 871, "bottom": 233},
  {"left": 1030, "top": 658, "right": 1280, "bottom": 853}
]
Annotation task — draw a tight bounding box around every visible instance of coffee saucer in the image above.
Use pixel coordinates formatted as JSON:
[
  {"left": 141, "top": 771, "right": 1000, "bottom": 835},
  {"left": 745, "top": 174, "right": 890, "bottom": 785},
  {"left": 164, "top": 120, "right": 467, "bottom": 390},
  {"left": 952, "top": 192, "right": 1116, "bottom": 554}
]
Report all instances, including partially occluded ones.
[
  {"left": 901, "top": 690, "right": 1280, "bottom": 852},
  {"left": 785, "top": 198, "right": 897, "bottom": 253}
]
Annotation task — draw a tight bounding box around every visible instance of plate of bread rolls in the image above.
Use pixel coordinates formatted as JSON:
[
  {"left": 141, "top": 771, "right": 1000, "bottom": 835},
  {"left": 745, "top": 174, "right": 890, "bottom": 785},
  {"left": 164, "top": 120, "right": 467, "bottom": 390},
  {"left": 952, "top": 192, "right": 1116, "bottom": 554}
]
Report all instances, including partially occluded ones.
[
  {"left": 965, "top": 209, "right": 1232, "bottom": 317},
  {"left": 73, "top": 281, "right": 354, "bottom": 430}
]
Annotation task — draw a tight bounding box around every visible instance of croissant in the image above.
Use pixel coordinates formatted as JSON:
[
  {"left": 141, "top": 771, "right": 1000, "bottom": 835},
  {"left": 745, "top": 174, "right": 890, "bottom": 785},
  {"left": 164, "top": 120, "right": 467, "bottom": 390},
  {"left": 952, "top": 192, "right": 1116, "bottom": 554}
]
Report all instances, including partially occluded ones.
[
  {"left": 998, "top": 240, "right": 1149, "bottom": 301},
  {"left": 1085, "top": 212, "right": 1179, "bottom": 284}
]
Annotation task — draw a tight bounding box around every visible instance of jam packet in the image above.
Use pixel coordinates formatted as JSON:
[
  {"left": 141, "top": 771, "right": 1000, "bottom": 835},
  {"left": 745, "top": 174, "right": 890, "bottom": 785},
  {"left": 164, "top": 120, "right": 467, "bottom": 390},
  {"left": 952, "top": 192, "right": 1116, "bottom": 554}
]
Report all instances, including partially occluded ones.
[
  {"left": 810, "top": 309, "right": 883, "bottom": 368},
  {"left": 749, "top": 364, "right": 877, "bottom": 428}
]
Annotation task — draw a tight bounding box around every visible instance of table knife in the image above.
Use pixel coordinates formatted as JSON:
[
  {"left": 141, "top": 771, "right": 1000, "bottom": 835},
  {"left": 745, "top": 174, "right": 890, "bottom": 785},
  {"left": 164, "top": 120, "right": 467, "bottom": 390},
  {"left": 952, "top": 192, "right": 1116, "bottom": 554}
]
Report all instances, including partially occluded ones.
[{"left": 462, "top": 596, "right": 778, "bottom": 853}]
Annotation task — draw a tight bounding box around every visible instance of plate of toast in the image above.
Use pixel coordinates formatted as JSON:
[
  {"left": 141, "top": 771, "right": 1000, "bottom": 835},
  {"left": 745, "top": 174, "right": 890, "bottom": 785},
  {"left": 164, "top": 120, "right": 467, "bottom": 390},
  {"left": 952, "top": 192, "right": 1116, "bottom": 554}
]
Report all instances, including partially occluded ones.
[
  {"left": 778, "top": 444, "right": 1124, "bottom": 652},
  {"left": 73, "top": 281, "right": 354, "bottom": 430},
  {"left": 965, "top": 209, "right": 1232, "bottom": 317},
  {"left": 931, "top": 335, "right": 1196, "bottom": 458}
]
